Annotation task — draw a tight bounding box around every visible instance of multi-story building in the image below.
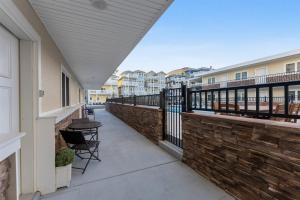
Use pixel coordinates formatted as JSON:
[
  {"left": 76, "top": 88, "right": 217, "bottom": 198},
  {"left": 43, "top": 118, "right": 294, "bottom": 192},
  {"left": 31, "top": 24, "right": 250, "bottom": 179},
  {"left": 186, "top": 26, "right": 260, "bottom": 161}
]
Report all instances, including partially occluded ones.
[
  {"left": 200, "top": 50, "right": 300, "bottom": 103},
  {"left": 88, "top": 74, "right": 119, "bottom": 104},
  {"left": 118, "top": 70, "right": 146, "bottom": 96},
  {"left": 185, "top": 67, "right": 213, "bottom": 88},
  {"left": 118, "top": 70, "right": 166, "bottom": 96},
  {"left": 166, "top": 67, "right": 213, "bottom": 88},
  {"left": 145, "top": 71, "right": 166, "bottom": 94},
  {"left": 166, "top": 67, "right": 191, "bottom": 88}
]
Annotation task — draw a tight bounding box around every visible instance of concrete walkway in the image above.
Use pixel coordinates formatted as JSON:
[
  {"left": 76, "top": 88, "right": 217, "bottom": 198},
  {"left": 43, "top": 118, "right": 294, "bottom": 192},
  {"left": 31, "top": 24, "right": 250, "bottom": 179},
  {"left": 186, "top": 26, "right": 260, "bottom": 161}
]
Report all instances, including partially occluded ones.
[{"left": 42, "top": 109, "right": 233, "bottom": 200}]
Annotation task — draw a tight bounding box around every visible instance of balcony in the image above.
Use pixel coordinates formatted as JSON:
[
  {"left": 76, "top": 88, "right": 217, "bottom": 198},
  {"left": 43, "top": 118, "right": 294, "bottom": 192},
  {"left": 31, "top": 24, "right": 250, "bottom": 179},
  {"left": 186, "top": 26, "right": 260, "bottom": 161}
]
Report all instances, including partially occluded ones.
[
  {"left": 202, "top": 71, "right": 300, "bottom": 90},
  {"left": 202, "top": 83, "right": 221, "bottom": 90},
  {"left": 266, "top": 71, "right": 300, "bottom": 83},
  {"left": 227, "top": 78, "right": 255, "bottom": 87},
  {"left": 42, "top": 109, "right": 233, "bottom": 200}
]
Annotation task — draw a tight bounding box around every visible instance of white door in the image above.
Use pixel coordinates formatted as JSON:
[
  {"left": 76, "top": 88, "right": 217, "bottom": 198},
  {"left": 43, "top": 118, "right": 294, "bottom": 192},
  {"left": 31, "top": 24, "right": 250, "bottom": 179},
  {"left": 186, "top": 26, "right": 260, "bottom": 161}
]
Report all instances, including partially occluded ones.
[
  {"left": 0, "top": 25, "right": 19, "bottom": 135},
  {"left": 255, "top": 67, "right": 267, "bottom": 84},
  {"left": 219, "top": 74, "right": 228, "bottom": 88}
]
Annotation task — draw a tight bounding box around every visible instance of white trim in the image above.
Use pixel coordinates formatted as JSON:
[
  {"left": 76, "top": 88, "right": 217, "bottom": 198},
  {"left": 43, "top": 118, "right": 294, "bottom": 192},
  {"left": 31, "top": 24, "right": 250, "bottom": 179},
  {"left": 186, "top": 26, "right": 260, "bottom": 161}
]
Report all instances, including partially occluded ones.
[
  {"left": 0, "top": 0, "right": 42, "bottom": 117},
  {"left": 0, "top": 132, "right": 25, "bottom": 162},
  {"left": 61, "top": 64, "right": 72, "bottom": 79},
  {"left": 39, "top": 103, "right": 84, "bottom": 123},
  {"left": 60, "top": 64, "right": 71, "bottom": 108}
]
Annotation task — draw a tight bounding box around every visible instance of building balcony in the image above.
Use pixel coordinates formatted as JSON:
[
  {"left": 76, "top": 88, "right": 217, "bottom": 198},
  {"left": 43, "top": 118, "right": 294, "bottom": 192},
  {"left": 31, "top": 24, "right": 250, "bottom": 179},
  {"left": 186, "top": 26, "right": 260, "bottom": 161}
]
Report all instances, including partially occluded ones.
[
  {"left": 266, "top": 71, "right": 300, "bottom": 83},
  {"left": 227, "top": 78, "right": 256, "bottom": 87},
  {"left": 45, "top": 109, "right": 233, "bottom": 200},
  {"left": 202, "top": 71, "right": 300, "bottom": 90},
  {"left": 202, "top": 83, "right": 221, "bottom": 90}
]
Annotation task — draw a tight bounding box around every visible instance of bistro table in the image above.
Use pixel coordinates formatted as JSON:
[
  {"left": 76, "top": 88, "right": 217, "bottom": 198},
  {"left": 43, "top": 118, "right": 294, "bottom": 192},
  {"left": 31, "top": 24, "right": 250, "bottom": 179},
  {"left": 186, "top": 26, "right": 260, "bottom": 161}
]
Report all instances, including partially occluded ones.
[
  {"left": 69, "top": 120, "right": 102, "bottom": 129},
  {"left": 68, "top": 120, "right": 102, "bottom": 140},
  {"left": 68, "top": 119, "right": 102, "bottom": 157}
]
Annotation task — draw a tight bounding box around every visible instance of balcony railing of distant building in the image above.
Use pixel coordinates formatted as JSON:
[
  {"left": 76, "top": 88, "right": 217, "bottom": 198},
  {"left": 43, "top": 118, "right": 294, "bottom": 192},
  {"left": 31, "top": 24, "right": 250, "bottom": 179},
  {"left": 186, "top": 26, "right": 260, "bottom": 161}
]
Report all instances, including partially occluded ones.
[
  {"left": 201, "top": 71, "right": 300, "bottom": 90},
  {"left": 107, "top": 94, "right": 161, "bottom": 107}
]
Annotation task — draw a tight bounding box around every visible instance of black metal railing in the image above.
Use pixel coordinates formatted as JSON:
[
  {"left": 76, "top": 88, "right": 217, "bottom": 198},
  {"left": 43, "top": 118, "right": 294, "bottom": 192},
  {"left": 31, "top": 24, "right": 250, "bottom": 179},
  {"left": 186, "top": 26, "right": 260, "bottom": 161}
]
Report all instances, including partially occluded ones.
[
  {"left": 107, "top": 94, "right": 161, "bottom": 107},
  {"left": 188, "top": 80, "right": 300, "bottom": 119}
]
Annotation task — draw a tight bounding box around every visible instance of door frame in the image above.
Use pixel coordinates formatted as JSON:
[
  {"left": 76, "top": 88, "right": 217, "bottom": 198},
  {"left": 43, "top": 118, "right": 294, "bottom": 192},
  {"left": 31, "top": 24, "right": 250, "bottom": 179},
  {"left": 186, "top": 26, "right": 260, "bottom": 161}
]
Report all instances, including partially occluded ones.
[{"left": 0, "top": 0, "right": 42, "bottom": 196}]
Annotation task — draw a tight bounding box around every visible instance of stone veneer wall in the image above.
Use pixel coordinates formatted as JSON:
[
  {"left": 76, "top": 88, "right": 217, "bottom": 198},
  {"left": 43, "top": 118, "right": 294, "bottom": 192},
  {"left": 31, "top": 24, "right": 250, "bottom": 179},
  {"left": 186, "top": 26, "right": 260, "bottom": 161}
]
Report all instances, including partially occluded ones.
[
  {"left": 0, "top": 159, "right": 10, "bottom": 200},
  {"left": 182, "top": 112, "right": 300, "bottom": 200},
  {"left": 55, "top": 109, "right": 80, "bottom": 151},
  {"left": 106, "top": 103, "right": 163, "bottom": 144}
]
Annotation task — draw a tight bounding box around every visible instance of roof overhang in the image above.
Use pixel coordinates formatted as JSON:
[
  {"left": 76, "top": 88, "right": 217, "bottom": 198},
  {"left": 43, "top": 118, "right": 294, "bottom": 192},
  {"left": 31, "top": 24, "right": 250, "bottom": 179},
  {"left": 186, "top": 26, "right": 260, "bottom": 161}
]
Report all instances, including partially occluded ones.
[{"left": 29, "top": 0, "right": 173, "bottom": 89}]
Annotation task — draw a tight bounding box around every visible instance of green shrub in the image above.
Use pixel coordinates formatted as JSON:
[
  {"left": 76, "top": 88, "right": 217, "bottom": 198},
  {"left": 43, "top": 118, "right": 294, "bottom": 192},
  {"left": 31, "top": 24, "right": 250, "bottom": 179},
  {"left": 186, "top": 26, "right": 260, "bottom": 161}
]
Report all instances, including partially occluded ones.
[{"left": 55, "top": 148, "right": 75, "bottom": 167}]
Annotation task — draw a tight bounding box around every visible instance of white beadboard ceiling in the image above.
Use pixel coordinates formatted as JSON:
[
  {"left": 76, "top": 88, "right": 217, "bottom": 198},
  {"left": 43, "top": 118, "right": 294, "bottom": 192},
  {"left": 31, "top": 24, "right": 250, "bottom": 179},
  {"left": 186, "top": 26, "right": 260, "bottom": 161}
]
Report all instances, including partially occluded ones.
[{"left": 29, "top": 0, "right": 173, "bottom": 89}]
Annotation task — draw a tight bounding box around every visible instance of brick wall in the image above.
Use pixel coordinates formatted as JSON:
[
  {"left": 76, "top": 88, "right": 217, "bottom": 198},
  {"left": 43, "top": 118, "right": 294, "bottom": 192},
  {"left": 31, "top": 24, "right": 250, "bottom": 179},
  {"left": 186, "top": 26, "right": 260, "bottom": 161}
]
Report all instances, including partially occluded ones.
[
  {"left": 182, "top": 112, "right": 300, "bottom": 200},
  {"left": 55, "top": 108, "right": 80, "bottom": 151},
  {"left": 106, "top": 103, "right": 163, "bottom": 144},
  {"left": 0, "top": 159, "right": 10, "bottom": 200}
]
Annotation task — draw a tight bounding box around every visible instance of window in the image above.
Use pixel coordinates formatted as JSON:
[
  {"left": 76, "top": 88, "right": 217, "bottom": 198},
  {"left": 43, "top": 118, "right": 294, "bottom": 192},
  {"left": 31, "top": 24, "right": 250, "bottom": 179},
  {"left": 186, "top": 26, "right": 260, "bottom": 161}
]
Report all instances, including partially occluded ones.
[
  {"left": 79, "top": 88, "right": 81, "bottom": 103},
  {"left": 289, "top": 91, "right": 296, "bottom": 102},
  {"left": 61, "top": 72, "right": 70, "bottom": 107},
  {"left": 237, "top": 91, "right": 245, "bottom": 101},
  {"left": 286, "top": 63, "right": 296, "bottom": 73},
  {"left": 242, "top": 72, "right": 248, "bottom": 80},
  {"left": 236, "top": 72, "right": 248, "bottom": 80},
  {"left": 208, "top": 77, "right": 215, "bottom": 84},
  {"left": 297, "top": 62, "right": 300, "bottom": 72},
  {"left": 235, "top": 73, "right": 241, "bottom": 80}
]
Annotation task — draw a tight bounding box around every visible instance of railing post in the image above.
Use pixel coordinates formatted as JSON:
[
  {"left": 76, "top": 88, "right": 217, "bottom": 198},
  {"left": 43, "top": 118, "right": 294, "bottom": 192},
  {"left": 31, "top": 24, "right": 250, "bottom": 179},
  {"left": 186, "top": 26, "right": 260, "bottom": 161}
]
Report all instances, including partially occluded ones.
[
  {"left": 122, "top": 96, "right": 124, "bottom": 104},
  {"left": 186, "top": 88, "right": 193, "bottom": 112},
  {"left": 284, "top": 85, "right": 289, "bottom": 115},
  {"left": 161, "top": 89, "right": 166, "bottom": 140},
  {"left": 133, "top": 95, "right": 136, "bottom": 106},
  {"left": 181, "top": 84, "right": 187, "bottom": 112},
  {"left": 159, "top": 90, "right": 165, "bottom": 109}
]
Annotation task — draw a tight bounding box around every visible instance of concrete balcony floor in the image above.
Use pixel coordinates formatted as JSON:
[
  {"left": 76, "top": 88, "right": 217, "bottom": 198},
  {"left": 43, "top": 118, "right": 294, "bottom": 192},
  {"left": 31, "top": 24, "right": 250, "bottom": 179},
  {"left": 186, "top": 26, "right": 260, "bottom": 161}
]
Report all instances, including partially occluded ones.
[{"left": 42, "top": 109, "right": 233, "bottom": 200}]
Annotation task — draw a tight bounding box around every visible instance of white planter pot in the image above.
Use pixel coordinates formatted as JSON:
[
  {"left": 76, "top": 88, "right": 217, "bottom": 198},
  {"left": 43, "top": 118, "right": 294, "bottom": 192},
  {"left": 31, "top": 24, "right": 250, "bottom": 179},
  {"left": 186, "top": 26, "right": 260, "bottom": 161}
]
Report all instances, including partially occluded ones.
[{"left": 55, "top": 164, "right": 72, "bottom": 189}]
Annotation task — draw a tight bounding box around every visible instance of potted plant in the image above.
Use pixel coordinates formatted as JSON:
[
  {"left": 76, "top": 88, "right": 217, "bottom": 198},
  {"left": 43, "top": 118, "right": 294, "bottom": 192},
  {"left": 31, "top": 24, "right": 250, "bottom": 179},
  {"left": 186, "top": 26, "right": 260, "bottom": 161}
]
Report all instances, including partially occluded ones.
[{"left": 55, "top": 148, "right": 75, "bottom": 189}]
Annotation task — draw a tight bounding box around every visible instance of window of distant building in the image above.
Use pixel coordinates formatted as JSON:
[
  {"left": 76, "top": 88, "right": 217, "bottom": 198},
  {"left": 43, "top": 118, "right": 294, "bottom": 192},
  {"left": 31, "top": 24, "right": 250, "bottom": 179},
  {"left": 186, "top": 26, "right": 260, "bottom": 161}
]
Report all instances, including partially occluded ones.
[
  {"left": 286, "top": 62, "right": 300, "bottom": 73},
  {"left": 235, "top": 71, "right": 247, "bottom": 80},
  {"left": 208, "top": 77, "right": 215, "bottom": 84},
  {"left": 286, "top": 63, "right": 296, "bottom": 73}
]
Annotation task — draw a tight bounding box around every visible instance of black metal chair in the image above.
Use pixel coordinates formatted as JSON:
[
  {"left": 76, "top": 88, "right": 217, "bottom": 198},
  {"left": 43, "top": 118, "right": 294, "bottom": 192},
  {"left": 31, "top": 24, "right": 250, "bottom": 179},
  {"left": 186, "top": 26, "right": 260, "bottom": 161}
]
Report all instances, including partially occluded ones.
[{"left": 60, "top": 130, "right": 101, "bottom": 174}]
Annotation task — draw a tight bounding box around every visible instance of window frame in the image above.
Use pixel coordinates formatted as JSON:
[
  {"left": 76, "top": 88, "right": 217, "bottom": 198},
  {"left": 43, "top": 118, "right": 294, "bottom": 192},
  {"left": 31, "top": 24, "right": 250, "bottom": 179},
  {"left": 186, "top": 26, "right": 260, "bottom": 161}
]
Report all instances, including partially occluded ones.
[
  {"left": 285, "top": 62, "right": 300, "bottom": 73},
  {"left": 208, "top": 77, "right": 216, "bottom": 84},
  {"left": 235, "top": 71, "right": 248, "bottom": 81},
  {"left": 61, "top": 65, "right": 71, "bottom": 107},
  {"left": 286, "top": 63, "right": 296, "bottom": 73}
]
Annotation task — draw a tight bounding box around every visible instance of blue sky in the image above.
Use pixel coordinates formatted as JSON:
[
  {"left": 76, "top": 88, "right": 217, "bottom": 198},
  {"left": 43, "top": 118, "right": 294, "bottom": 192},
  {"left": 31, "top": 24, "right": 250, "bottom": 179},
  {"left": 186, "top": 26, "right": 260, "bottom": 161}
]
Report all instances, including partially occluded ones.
[{"left": 118, "top": 0, "right": 300, "bottom": 73}]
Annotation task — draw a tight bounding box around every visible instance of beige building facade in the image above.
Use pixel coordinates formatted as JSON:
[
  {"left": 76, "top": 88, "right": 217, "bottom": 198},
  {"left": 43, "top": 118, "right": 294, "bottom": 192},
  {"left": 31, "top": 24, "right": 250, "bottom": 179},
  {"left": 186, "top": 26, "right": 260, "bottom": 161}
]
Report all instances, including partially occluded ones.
[{"left": 201, "top": 50, "right": 300, "bottom": 103}]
